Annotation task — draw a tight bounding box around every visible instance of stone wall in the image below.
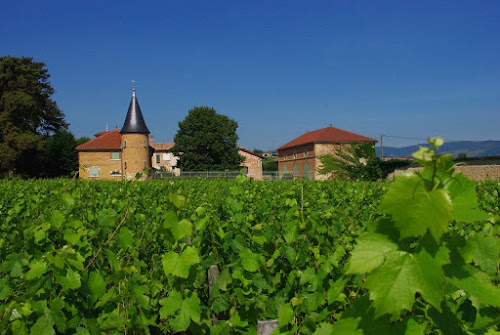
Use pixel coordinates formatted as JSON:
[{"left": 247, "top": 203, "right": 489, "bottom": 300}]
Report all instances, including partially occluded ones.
[
  {"left": 239, "top": 150, "right": 263, "bottom": 180},
  {"left": 391, "top": 165, "right": 500, "bottom": 181},
  {"left": 78, "top": 151, "right": 122, "bottom": 180}
]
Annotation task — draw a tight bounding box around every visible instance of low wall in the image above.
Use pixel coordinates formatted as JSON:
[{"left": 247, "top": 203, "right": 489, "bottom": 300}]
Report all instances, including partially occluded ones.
[{"left": 391, "top": 165, "right": 500, "bottom": 181}]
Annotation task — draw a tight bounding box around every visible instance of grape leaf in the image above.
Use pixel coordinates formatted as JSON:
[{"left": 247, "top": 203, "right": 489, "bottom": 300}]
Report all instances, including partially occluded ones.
[
  {"left": 278, "top": 303, "right": 294, "bottom": 326},
  {"left": 379, "top": 174, "right": 453, "bottom": 241},
  {"left": 26, "top": 260, "right": 48, "bottom": 280},
  {"left": 461, "top": 233, "right": 500, "bottom": 276},
  {"left": 447, "top": 174, "right": 489, "bottom": 222},
  {"left": 449, "top": 266, "right": 500, "bottom": 308},
  {"left": 171, "top": 219, "right": 192, "bottom": 241},
  {"left": 162, "top": 247, "right": 200, "bottom": 278},
  {"left": 313, "top": 322, "right": 334, "bottom": 335},
  {"left": 346, "top": 233, "right": 398, "bottom": 274},
  {"left": 239, "top": 247, "right": 261, "bottom": 272},
  {"left": 365, "top": 248, "right": 445, "bottom": 317},
  {"left": 56, "top": 268, "right": 81, "bottom": 290}
]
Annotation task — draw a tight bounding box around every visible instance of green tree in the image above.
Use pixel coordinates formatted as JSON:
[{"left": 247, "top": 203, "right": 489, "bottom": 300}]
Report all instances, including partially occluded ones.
[
  {"left": 0, "top": 56, "right": 67, "bottom": 176},
  {"left": 172, "top": 106, "right": 243, "bottom": 171},
  {"left": 45, "top": 129, "right": 79, "bottom": 177},
  {"left": 318, "top": 142, "right": 409, "bottom": 181}
]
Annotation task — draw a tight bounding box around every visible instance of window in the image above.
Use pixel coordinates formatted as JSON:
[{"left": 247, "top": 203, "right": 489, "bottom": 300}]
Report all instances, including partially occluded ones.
[
  {"left": 283, "top": 164, "right": 288, "bottom": 174},
  {"left": 293, "top": 152, "right": 297, "bottom": 159},
  {"left": 111, "top": 152, "right": 120, "bottom": 160},
  {"left": 123, "top": 140, "right": 127, "bottom": 148},
  {"left": 89, "top": 167, "right": 99, "bottom": 177},
  {"left": 303, "top": 162, "right": 310, "bottom": 180},
  {"left": 304, "top": 150, "right": 308, "bottom": 157},
  {"left": 284, "top": 155, "right": 287, "bottom": 160},
  {"left": 111, "top": 170, "right": 121, "bottom": 176},
  {"left": 163, "top": 153, "right": 171, "bottom": 161},
  {"left": 156, "top": 154, "right": 161, "bottom": 163}
]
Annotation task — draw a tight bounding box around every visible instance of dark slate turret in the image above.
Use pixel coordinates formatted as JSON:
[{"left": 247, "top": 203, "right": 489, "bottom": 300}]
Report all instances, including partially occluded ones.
[{"left": 120, "top": 87, "right": 150, "bottom": 134}]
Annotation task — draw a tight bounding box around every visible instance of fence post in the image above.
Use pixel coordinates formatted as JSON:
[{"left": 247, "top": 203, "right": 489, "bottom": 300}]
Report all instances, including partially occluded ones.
[
  {"left": 208, "top": 264, "right": 220, "bottom": 325},
  {"left": 257, "top": 320, "right": 278, "bottom": 335}
]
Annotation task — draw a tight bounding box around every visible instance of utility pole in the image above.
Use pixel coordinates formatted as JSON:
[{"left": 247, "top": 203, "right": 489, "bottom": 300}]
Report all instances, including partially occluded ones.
[{"left": 380, "top": 134, "right": 384, "bottom": 159}]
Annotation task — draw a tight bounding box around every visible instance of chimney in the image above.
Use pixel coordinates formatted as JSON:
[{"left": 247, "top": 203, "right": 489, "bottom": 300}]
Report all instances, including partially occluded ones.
[{"left": 150, "top": 136, "right": 154, "bottom": 145}]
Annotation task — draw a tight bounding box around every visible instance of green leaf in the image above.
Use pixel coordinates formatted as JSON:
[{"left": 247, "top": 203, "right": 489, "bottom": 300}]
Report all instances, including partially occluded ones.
[
  {"left": 50, "top": 210, "right": 65, "bottom": 229},
  {"left": 26, "top": 260, "right": 48, "bottom": 280},
  {"left": 365, "top": 248, "right": 446, "bottom": 317},
  {"left": 346, "top": 233, "right": 398, "bottom": 274},
  {"left": 461, "top": 233, "right": 500, "bottom": 276},
  {"left": 313, "top": 323, "right": 334, "bottom": 335},
  {"left": 449, "top": 266, "right": 500, "bottom": 308},
  {"left": 162, "top": 246, "right": 200, "bottom": 278},
  {"left": 448, "top": 174, "right": 489, "bottom": 222},
  {"left": 61, "top": 193, "right": 74, "bottom": 208},
  {"left": 31, "top": 312, "right": 55, "bottom": 335},
  {"left": 160, "top": 290, "right": 182, "bottom": 318},
  {"left": 89, "top": 272, "right": 106, "bottom": 299},
  {"left": 379, "top": 174, "right": 453, "bottom": 241},
  {"left": 169, "top": 193, "right": 186, "bottom": 209},
  {"left": 118, "top": 227, "right": 134, "bottom": 249},
  {"left": 239, "top": 247, "right": 261, "bottom": 272},
  {"left": 183, "top": 293, "right": 201, "bottom": 324},
  {"left": 0, "top": 277, "right": 13, "bottom": 299},
  {"left": 56, "top": 268, "right": 81, "bottom": 290},
  {"left": 98, "top": 209, "right": 118, "bottom": 227},
  {"left": 171, "top": 219, "right": 193, "bottom": 241},
  {"left": 163, "top": 212, "right": 178, "bottom": 228},
  {"left": 278, "top": 303, "right": 294, "bottom": 327}
]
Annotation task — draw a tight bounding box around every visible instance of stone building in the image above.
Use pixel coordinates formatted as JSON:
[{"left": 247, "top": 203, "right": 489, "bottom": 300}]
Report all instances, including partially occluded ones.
[
  {"left": 76, "top": 87, "right": 262, "bottom": 180},
  {"left": 76, "top": 87, "right": 152, "bottom": 180},
  {"left": 238, "top": 147, "right": 263, "bottom": 179},
  {"left": 277, "top": 125, "right": 376, "bottom": 180}
]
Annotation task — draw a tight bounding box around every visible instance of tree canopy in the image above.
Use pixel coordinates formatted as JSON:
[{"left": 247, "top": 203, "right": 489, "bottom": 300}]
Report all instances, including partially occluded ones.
[
  {"left": 0, "top": 56, "right": 67, "bottom": 175},
  {"left": 171, "top": 106, "right": 243, "bottom": 171}
]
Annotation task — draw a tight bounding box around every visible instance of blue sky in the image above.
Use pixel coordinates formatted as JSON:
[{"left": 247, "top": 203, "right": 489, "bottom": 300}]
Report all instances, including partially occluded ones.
[{"left": 1, "top": 1, "right": 499, "bottom": 150}]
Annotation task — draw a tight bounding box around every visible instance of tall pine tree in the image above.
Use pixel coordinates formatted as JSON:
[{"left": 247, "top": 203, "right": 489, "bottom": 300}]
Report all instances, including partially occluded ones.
[{"left": 0, "top": 56, "right": 67, "bottom": 176}]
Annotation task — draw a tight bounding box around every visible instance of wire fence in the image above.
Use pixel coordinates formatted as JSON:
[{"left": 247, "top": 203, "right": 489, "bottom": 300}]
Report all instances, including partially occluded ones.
[{"left": 152, "top": 170, "right": 315, "bottom": 180}]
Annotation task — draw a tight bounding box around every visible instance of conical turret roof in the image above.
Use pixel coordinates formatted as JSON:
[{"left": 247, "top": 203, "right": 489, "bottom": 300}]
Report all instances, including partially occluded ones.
[{"left": 121, "top": 88, "right": 150, "bottom": 134}]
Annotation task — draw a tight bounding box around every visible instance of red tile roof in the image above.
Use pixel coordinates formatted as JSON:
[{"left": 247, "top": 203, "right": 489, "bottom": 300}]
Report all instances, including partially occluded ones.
[
  {"left": 238, "top": 146, "right": 263, "bottom": 159},
  {"left": 278, "top": 125, "right": 376, "bottom": 150},
  {"left": 151, "top": 142, "right": 175, "bottom": 151},
  {"left": 76, "top": 129, "right": 121, "bottom": 151}
]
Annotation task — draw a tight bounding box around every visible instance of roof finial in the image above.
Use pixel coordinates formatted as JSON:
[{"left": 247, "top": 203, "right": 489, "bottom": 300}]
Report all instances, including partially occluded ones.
[
  {"left": 330, "top": 123, "right": 332, "bottom": 127},
  {"left": 132, "top": 79, "right": 136, "bottom": 97}
]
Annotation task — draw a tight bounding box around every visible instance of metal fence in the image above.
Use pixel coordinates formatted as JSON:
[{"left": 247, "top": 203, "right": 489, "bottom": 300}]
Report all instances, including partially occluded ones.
[
  {"left": 152, "top": 170, "right": 316, "bottom": 180},
  {"left": 153, "top": 171, "right": 242, "bottom": 179}
]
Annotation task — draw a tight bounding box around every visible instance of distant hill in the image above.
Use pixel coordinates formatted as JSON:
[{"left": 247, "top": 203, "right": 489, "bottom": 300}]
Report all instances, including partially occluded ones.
[{"left": 376, "top": 141, "right": 500, "bottom": 158}]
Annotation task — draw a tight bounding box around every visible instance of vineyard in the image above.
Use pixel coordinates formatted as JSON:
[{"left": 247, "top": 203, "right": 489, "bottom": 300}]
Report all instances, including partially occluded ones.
[{"left": 0, "top": 140, "right": 499, "bottom": 334}]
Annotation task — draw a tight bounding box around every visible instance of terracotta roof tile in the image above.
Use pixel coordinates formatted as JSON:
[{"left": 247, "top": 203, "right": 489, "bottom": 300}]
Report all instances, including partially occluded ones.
[
  {"left": 278, "top": 125, "right": 376, "bottom": 150},
  {"left": 151, "top": 142, "right": 175, "bottom": 151},
  {"left": 76, "top": 129, "right": 121, "bottom": 151},
  {"left": 238, "top": 146, "right": 263, "bottom": 159}
]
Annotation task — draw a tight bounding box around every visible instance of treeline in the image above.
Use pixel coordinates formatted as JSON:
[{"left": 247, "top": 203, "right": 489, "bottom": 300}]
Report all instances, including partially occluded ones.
[{"left": 0, "top": 56, "right": 84, "bottom": 178}]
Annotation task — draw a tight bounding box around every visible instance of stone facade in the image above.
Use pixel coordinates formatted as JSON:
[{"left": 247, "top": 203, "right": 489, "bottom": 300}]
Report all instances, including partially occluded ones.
[
  {"left": 278, "top": 143, "right": 356, "bottom": 180},
  {"left": 278, "top": 144, "right": 316, "bottom": 179},
  {"left": 239, "top": 149, "right": 263, "bottom": 179},
  {"left": 121, "top": 133, "right": 152, "bottom": 180},
  {"left": 78, "top": 151, "right": 122, "bottom": 180}
]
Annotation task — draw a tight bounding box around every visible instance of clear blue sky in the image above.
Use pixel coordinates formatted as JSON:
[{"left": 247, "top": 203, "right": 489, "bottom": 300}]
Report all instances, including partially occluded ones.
[{"left": 2, "top": 1, "right": 499, "bottom": 150}]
